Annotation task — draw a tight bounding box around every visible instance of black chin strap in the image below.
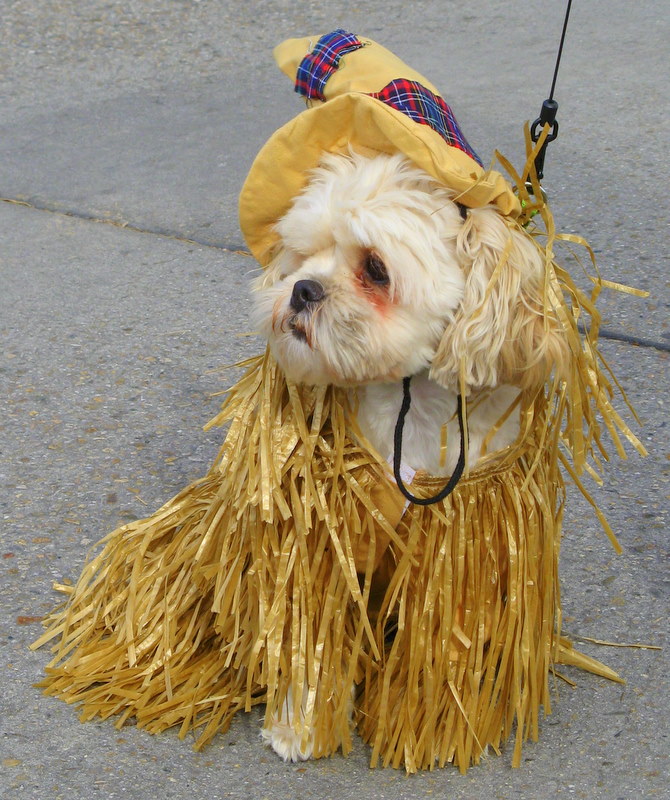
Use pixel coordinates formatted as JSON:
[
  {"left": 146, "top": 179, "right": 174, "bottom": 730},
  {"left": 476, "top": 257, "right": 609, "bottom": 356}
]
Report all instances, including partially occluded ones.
[
  {"left": 456, "top": 202, "right": 469, "bottom": 220},
  {"left": 392, "top": 376, "right": 467, "bottom": 506}
]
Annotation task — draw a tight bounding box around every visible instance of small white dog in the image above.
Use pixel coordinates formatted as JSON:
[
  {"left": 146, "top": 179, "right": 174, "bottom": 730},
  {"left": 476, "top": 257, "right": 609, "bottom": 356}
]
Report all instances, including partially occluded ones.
[
  {"left": 34, "top": 31, "right": 635, "bottom": 772},
  {"left": 253, "top": 149, "right": 568, "bottom": 760}
]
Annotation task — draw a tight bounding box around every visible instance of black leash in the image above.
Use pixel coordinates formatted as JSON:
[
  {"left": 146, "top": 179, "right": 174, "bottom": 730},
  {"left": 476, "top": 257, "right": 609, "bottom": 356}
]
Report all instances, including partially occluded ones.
[
  {"left": 392, "top": 377, "right": 467, "bottom": 506},
  {"left": 391, "top": 4, "right": 576, "bottom": 506},
  {"left": 530, "top": 0, "right": 574, "bottom": 182}
]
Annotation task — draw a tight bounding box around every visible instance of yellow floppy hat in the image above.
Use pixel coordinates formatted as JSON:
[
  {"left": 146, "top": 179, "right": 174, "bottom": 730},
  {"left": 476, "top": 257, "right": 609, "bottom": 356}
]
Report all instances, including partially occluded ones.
[{"left": 239, "top": 29, "right": 521, "bottom": 266}]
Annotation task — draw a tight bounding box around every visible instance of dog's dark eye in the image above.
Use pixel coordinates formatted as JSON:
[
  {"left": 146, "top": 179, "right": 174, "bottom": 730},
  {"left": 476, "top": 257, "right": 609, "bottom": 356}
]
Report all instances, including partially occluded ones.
[{"left": 363, "top": 252, "right": 389, "bottom": 286}]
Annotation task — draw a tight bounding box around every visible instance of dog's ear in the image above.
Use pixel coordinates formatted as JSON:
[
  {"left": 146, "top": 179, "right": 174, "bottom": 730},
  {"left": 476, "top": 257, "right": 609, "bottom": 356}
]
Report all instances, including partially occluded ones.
[{"left": 430, "top": 207, "right": 568, "bottom": 392}]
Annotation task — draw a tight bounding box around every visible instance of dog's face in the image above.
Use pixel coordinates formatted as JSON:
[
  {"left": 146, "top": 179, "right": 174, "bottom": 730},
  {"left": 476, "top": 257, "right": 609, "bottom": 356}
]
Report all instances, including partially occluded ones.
[
  {"left": 253, "top": 152, "right": 466, "bottom": 386},
  {"left": 253, "top": 151, "right": 567, "bottom": 391}
]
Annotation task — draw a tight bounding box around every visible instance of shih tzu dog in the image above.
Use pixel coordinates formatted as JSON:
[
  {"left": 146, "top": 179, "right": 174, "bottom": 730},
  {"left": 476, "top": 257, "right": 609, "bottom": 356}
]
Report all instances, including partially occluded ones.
[
  {"left": 253, "top": 148, "right": 568, "bottom": 760},
  {"left": 34, "top": 31, "right": 634, "bottom": 772}
]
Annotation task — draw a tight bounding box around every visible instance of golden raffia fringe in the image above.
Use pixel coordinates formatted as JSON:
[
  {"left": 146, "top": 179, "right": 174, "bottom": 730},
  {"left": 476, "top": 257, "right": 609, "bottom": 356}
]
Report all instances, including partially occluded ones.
[{"left": 32, "top": 135, "right": 646, "bottom": 772}]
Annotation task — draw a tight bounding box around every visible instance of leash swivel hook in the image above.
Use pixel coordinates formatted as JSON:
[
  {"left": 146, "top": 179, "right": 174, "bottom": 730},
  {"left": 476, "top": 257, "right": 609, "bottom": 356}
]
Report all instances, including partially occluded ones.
[
  {"left": 530, "top": 98, "right": 559, "bottom": 182},
  {"left": 527, "top": 0, "right": 573, "bottom": 190}
]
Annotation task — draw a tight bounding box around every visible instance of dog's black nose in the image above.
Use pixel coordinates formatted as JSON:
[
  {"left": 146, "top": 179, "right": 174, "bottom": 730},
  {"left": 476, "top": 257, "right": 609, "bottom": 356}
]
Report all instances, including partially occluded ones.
[{"left": 290, "top": 279, "right": 325, "bottom": 313}]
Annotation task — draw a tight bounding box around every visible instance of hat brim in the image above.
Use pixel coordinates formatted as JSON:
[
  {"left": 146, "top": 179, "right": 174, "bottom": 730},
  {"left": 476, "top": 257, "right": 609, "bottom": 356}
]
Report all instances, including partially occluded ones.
[{"left": 239, "top": 93, "right": 520, "bottom": 266}]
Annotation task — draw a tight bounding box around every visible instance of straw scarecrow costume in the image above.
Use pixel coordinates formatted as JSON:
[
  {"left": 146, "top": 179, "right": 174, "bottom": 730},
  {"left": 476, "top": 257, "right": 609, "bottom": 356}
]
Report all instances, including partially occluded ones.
[{"left": 34, "top": 31, "right": 645, "bottom": 772}]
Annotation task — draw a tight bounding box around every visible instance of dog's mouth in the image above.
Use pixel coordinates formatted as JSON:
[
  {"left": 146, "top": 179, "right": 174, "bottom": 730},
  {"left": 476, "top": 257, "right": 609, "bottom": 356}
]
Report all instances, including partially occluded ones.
[
  {"left": 291, "top": 326, "right": 308, "bottom": 343},
  {"left": 288, "top": 315, "right": 310, "bottom": 345}
]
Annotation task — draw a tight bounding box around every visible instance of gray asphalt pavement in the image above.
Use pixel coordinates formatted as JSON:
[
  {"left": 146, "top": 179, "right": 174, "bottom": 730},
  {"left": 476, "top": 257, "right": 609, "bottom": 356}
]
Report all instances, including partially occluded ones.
[{"left": 1, "top": 2, "right": 668, "bottom": 799}]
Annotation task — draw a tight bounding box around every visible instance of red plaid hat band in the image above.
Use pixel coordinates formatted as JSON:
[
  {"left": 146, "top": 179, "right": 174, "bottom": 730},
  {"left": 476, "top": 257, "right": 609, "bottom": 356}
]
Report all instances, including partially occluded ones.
[{"left": 295, "top": 30, "right": 483, "bottom": 166}]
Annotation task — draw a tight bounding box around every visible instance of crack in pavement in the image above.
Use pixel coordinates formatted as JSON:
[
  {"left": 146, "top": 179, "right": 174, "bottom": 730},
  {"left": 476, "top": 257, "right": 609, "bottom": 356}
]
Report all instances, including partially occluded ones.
[{"left": 0, "top": 195, "right": 251, "bottom": 256}]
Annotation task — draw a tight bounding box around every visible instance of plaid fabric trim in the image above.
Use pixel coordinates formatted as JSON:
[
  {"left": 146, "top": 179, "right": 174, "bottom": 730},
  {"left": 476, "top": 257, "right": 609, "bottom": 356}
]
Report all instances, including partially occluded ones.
[
  {"left": 370, "top": 79, "right": 483, "bottom": 166},
  {"left": 295, "top": 29, "right": 364, "bottom": 100}
]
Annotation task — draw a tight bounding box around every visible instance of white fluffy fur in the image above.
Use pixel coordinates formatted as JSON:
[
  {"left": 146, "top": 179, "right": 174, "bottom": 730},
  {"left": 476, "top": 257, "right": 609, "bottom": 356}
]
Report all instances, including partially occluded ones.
[
  {"left": 253, "top": 150, "right": 566, "bottom": 760},
  {"left": 253, "top": 151, "right": 465, "bottom": 386}
]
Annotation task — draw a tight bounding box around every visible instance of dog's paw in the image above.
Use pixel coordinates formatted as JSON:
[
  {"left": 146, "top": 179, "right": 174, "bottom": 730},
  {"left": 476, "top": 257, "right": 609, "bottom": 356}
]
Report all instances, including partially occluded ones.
[
  {"left": 261, "top": 688, "right": 314, "bottom": 762},
  {"left": 260, "top": 717, "right": 314, "bottom": 762},
  {"left": 262, "top": 684, "right": 356, "bottom": 762}
]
